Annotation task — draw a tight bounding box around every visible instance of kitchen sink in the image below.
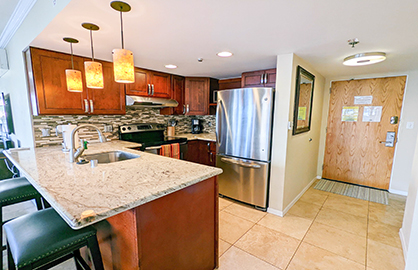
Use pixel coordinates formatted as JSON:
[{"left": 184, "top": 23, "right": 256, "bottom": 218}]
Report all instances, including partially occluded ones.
[{"left": 81, "top": 151, "right": 140, "bottom": 164}]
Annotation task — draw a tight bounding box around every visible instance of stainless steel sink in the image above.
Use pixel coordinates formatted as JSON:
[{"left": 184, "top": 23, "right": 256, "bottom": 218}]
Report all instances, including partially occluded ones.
[{"left": 81, "top": 151, "right": 140, "bottom": 164}]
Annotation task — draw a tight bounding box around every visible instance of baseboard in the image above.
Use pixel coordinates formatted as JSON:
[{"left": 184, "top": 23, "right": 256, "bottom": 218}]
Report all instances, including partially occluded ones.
[
  {"left": 267, "top": 176, "right": 317, "bottom": 217},
  {"left": 316, "top": 175, "right": 321, "bottom": 179},
  {"left": 389, "top": 188, "right": 408, "bottom": 197},
  {"left": 399, "top": 228, "right": 408, "bottom": 262}
]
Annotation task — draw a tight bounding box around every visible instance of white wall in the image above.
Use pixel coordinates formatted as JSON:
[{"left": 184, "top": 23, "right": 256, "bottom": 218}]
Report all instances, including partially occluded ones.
[
  {"left": 316, "top": 70, "right": 418, "bottom": 195},
  {"left": 269, "top": 53, "right": 325, "bottom": 214},
  {"left": 0, "top": 0, "right": 71, "bottom": 147}
]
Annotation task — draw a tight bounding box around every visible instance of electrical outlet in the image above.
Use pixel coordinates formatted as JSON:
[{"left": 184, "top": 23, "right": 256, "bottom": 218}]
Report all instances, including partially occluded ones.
[{"left": 103, "top": 125, "right": 113, "bottom": 132}]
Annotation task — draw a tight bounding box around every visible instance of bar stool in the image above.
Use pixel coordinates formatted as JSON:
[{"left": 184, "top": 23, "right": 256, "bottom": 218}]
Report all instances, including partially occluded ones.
[
  {"left": 0, "top": 177, "right": 43, "bottom": 268},
  {"left": 4, "top": 208, "right": 104, "bottom": 270}
]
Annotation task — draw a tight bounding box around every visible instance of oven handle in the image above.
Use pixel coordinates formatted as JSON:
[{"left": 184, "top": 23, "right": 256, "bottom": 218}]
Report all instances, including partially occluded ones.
[{"left": 145, "top": 146, "right": 162, "bottom": 150}]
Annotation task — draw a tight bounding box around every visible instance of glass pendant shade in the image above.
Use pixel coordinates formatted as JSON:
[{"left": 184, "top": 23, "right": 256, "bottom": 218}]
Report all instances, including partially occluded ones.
[
  {"left": 84, "top": 61, "right": 104, "bottom": 89},
  {"left": 65, "top": 69, "right": 83, "bottom": 92},
  {"left": 112, "top": 48, "right": 134, "bottom": 83}
]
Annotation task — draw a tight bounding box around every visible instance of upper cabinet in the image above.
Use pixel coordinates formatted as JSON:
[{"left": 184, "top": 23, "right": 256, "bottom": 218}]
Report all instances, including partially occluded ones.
[
  {"left": 160, "top": 75, "right": 185, "bottom": 115},
  {"left": 241, "top": 68, "right": 276, "bottom": 88},
  {"left": 184, "top": 77, "right": 218, "bottom": 116},
  {"left": 26, "top": 47, "right": 125, "bottom": 115},
  {"left": 218, "top": 78, "right": 241, "bottom": 90},
  {"left": 126, "top": 68, "right": 171, "bottom": 98}
]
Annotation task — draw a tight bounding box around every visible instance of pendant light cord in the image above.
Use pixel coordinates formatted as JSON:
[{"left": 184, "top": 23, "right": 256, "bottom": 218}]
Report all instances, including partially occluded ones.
[
  {"left": 120, "top": 11, "right": 124, "bottom": 49},
  {"left": 70, "top": 43, "right": 74, "bottom": 69},
  {"left": 90, "top": 29, "right": 95, "bottom": 61}
]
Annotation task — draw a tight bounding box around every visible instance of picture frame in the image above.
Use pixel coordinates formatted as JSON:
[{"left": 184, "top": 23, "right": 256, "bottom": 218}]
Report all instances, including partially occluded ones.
[{"left": 292, "top": 66, "right": 315, "bottom": 135}]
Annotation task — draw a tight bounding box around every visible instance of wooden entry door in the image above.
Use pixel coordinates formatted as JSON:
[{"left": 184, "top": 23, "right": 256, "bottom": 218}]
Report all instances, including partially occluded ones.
[{"left": 322, "top": 76, "right": 406, "bottom": 189}]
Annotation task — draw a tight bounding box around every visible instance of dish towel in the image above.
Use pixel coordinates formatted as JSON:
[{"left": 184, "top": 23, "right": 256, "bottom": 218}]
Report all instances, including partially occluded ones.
[
  {"left": 171, "top": 143, "right": 180, "bottom": 159},
  {"left": 160, "top": 144, "right": 171, "bottom": 157}
]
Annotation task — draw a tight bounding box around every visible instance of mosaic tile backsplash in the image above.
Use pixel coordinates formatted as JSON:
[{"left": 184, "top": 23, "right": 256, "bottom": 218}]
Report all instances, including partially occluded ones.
[{"left": 33, "top": 108, "right": 216, "bottom": 147}]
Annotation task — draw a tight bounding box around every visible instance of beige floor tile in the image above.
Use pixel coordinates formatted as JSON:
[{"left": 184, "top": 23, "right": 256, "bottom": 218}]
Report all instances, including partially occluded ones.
[
  {"left": 287, "top": 242, "right": 365, "bottom": 270},
  {"left": 287, "top": 200, "right": 322, "bottom": 220},
  {"left": 218, "top": 246, "right": 278, "bottom": 270},
  {"left": 235, "top": 224, "right": 300, "bottom": 269},
  {"left": 299, "top": 189, "right": 329, "bottom": 206},
  {"left": 303, "top": 222, "right": 366, "bottom": 264},
  {"left": 323, "top": 194, "right": 369, "bottom": 217},
  {"left": 368, "top": 202, "right": 404, "bottom": 228},
  {"left": 258, "top": 213, "right": 312, "bottom": 240},
  {"left": 219, "top": 239, "right": 231, "bottom": 257},
  {"left": 368, "top": 219, "right": 402, "bottom": 249},
  {"left": 223, "top": 203, "right": 267, "bottom": 223},
  {"left": 315, "top": 208, "right": 367, "bottom": 237},
  {"left": 367, "top": 239, "right": 404, "bottom": 270},
  {"left": 219, "top": 211, "right": 254, "bottom": 244},
  {"left": 219, "top": 197, "right": 234, "bottom": 211}
]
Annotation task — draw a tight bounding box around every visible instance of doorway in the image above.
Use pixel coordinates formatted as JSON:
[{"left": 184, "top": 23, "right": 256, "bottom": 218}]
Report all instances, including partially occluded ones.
[{"left": 322, "top": 76, "right": 407, "bottom": 189}]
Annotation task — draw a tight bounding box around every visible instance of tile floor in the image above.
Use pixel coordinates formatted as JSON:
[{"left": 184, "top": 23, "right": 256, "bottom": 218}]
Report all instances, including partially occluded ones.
[
  {"left": 2, "top": 181, "right": 406, "bottom": 270},
  {"left": 219, "top": 182, "right": 406, "bottom": 270}
]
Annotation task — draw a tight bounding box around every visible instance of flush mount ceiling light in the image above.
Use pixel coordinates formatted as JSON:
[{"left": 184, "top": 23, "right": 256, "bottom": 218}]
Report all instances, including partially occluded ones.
[
  {"left": 343, "top": 52, "right": 386, "bottom": 66},
  {"left": 63, "top": 37, "right": 83, "bottom": 92},
  {"left": 217, "top": 51, "right": 233, "bottom": 57},
  {"left": 111, "top": 1, "right": 135, "bottom": 84},
  {"left": 164, "top": 64, "right": 177, "bottom": 69},
  {"left": 82, "top": 23, "right": 104, "bottom": 89}
]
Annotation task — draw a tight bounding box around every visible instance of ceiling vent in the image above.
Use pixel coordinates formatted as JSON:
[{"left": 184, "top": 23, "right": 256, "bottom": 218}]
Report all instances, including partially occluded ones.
[{"left": 0, "top": 49, "right": 9, "bottom": 77}]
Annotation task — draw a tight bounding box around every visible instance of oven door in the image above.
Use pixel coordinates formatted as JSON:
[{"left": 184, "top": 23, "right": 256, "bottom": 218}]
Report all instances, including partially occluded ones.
[{"left": 145, "top": 142, "right": 188, "bottom": 160}]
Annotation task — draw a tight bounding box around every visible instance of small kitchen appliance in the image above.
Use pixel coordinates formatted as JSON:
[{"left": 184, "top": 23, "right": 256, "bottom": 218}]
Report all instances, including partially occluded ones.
[{"left": 191, "top": 119, "right": 203, "bottom": 134}]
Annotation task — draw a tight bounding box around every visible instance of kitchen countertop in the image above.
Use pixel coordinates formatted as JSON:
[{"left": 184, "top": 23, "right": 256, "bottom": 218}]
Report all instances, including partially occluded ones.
[
  {"left": 168, "top": 132, "right": 216, "bottom": 142},
  {"left": 4, "top": 141, "right": 222, "bottom": 229}
]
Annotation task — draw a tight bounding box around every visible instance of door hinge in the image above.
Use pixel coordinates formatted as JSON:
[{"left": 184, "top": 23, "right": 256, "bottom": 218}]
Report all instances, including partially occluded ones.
[
  {"left": 329, "top": 87, "right": 332, "bottom": 94},
  {"left": 322, "top": 164, "right": 324, "bottom": 170}
]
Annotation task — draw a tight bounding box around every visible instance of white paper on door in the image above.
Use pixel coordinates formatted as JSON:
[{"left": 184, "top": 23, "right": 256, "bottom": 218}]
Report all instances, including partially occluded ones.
[
  {"left": 362, "top": 106, "right": 382, "bottom": 122},
  {"left": 341, "top": 106, "right": 359, "bottom": 122},
  {"left": 354, "top": 96, "right": 373, "bottom": 105}
]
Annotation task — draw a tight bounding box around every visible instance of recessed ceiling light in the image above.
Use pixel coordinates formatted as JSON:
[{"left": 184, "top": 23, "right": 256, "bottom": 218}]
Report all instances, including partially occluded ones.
[
  {"left": 165, "top": 64, "right": 177, "bottom": 69},
  {"left": 343, "top": 52, "right": 386, "bottom": 66},
  {"left": 217, "top": 51, "right": 233, "bottom": 57}
]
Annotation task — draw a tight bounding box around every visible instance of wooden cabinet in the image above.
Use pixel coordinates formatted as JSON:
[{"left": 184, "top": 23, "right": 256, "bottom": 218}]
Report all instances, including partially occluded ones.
[
  {"left": 241, "top": 68, "right": 276, "bottom": 88},
  {"left": 184, "top": 77, "right": 218, "bottom": 116},
  {"left": 218, "top": 78, "right": 242, "bottom": 90},
  {"left": 185, "top": 140, "right": 216, "bottom": 166},
  {"left": 160, "top": 75, "right": 185, "bottom": 115},
  {"left": 126, "top": 68, "right": 171, "bottom": 98},
  {"left": 26, "top": 47, "right": 125, "bottom": 115}
]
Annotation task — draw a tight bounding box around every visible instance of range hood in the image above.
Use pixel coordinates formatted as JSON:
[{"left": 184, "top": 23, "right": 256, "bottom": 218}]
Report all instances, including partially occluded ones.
[{"left": 126, "top": 95, "right": 178, "bottom": 108}]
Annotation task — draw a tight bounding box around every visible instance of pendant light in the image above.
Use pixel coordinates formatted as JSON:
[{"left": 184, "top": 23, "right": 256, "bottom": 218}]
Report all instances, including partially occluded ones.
[
  {"left": 63, "top": 37, "right": 83, "bottom": 92},
  {"left": 111, "top": 1, "right": 135, "bottom": 83},
  {"left": 82, "top": 23, "right": 104, "bottom": 89}
]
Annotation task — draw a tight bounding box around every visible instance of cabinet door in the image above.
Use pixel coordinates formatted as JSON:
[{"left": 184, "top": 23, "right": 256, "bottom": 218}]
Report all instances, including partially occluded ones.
[
  {"left": 87, "top": 60, "right": 125, "bottom": 115},
  {"left": 172, "top": 75, "right": 185, "bottom": 115},
  {"left": 28, "top": 47, "right": 88, "bottom": 115},
  {"left": 126, "top": 67, "right": 150, "bottom": 96},
  {"left": 264, "top": 68, "right": 276, "bottom": 88},
  {"left": 185, "top": 140, "right": 200, "bottom": 163},
  {"left": 184, "top": 78, "right": 209, "bottom": 115},
  {"left": 149, "top": 71, "right": 171, "bottom": 98},
  {"left": 241, "top": 70, "right": 265, "bottom": 88}
]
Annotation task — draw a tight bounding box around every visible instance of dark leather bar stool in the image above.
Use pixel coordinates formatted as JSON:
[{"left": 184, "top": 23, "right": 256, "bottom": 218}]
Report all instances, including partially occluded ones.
[
  {"left": 4, "top": 208, "right": 104, "bottom": 270},
  {"left": 0, "top": 177, "right": 43, "bottom": 268}
]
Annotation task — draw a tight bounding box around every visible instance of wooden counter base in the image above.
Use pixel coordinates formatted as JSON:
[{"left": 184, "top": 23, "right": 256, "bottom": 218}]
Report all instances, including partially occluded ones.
[{"left": 92, "top": 176, "right": 218, "bottom": 270}]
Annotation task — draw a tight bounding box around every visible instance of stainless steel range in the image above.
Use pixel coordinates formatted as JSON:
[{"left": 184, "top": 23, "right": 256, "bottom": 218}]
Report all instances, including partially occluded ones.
[{"left": 119, "top": 123, "right": 188, "bottom": 159}]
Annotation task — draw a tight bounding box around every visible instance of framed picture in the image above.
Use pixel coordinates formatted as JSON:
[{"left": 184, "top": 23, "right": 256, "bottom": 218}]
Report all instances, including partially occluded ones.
[{"left": 293, "top": 66, "right": 315, "bottom": 135}]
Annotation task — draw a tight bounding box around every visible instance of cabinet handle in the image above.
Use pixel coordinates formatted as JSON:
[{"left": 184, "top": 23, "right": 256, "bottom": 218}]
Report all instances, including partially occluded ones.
[
  {"left": 89, "top": 100, "right": 94, "bottom": 113},
  {"left": 207, "top": 142, "right": 210, "bottom": 152},
  {"left": 260, "top": 74, "right": 264, "bottom": 85},
  {"left": 265, "top": 73, "right": 268, "bottom": 84},
  {"left": 210, "top": 152, "right": 213, "bottom": 163},
  {"left": 183, "top": 105, "right": 186, "bottom": 114},
  {"left": 186, "top": 104, "right": 190, "bottom": 113},
  {"left": 84, "top": 99, "right": 89, "bottom": 113},
  {"left": 147, "top": 84, "right": 151, "bottom": 95},
  {"left": 151, "top": 84, "right": 155, "bottom": 96}
]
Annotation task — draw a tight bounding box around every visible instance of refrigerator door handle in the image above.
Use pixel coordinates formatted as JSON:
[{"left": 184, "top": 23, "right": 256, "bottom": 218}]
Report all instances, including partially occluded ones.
[
  {"left": 220, "top": 157, "right": 261, "bottom": 169},
  {"left": 216, "top": 100, "right": 223, "bottom": 146}
]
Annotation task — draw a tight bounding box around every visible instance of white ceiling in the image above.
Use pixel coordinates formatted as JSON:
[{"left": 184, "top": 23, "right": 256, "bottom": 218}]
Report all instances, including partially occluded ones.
[
  {"left": 0, "top": 0, "right": 19, "bottom": 36},
  {"left": 30, "top": 0, "right": 418, "bottom": 79}
]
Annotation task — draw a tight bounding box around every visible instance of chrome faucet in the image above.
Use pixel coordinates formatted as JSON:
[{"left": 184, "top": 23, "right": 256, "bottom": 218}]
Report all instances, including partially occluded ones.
[{"left": 69, "top": 124, "right": 106, "bottom": 163}]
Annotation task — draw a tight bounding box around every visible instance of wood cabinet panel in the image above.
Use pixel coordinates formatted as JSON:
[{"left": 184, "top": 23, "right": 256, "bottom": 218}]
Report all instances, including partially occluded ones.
[
  {"left": 161, "top": 75, "right": 185, "bottom": 115},
  {"left": 219, "top": 78, "right": 241, "bottom": 90},
  {"left": 185, "top": 140, "right": 201, "bottom": 163},
  {"left": 185, "top": 77, "right": 209, "bottom": 115},
  {"left": 241, "top": 68, "right": 276, "bottom": 88},
  {"left": 264, "top": 68, "right": 276, "bottom": 87},
  {"left": 27, "top": 47, "right": 87, "bottom": 115},
  {"left": 125, "top": 67, "right": 150, "bottom": 96},
  {"left": 186, "top": 140, "right": 216, "bottom": 166},
  {"left": 149, "top": 71, "right": 171, "bottom": 98}
]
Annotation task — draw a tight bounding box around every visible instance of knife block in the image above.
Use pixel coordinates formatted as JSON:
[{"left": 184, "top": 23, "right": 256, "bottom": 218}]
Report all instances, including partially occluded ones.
[{"left": 167, "top": 127, "right": 175, "bottom": 137}]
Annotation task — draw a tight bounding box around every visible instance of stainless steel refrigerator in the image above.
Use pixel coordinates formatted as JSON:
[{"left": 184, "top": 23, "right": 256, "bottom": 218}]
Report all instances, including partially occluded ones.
[{"left": 216, "top": 87, "right": 274, "bottom": 211}]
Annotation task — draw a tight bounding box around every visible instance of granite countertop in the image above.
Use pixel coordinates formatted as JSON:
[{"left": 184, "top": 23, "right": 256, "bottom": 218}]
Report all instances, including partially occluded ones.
[
  {"left": 4, "top": 141, "right": 222, "bottom": 229},
  {"left": 168, "top": 133, "right": 216, "bottom": 142}
]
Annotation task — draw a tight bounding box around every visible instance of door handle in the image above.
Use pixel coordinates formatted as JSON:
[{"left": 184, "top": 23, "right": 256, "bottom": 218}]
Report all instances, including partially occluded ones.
[
  {"left": 220, "top": 157, "right": 261, "bottom": 169},
  {"left": 379, "top": 131, "right": 396, "bottom": 147},
  {"left": 89, "top": 100, "right": 94, "bottom": 113},
  {"left": 84, "top": 99, "right": 89, "bottom": 113},
  {"left": 151, "top": 84, "right": 155, "bottom": 96},
  {"left": 216, "top": 100, "right": 223, "bottom": 147}
]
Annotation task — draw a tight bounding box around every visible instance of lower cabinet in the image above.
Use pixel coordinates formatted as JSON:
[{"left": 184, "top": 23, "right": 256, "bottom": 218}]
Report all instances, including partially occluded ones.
[{"left": 185, "top": 140, "right": 216, "bottom": 166}]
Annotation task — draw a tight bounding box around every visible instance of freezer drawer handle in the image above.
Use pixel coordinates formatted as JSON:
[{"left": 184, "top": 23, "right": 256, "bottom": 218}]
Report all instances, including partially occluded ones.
[{"left": 221, "top": 157, "right": 261, "bottom": 169}]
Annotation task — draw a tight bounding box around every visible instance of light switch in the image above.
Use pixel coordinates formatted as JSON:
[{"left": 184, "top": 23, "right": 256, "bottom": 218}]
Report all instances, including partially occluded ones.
[{"left": 406, "top": 122, "right": 414, "bottom": 129}]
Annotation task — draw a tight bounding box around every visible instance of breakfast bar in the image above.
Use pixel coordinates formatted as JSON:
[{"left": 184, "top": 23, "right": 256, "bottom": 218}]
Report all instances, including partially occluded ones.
[{"left": 4, "top": 141, "right": 223, "bottom": 270}]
